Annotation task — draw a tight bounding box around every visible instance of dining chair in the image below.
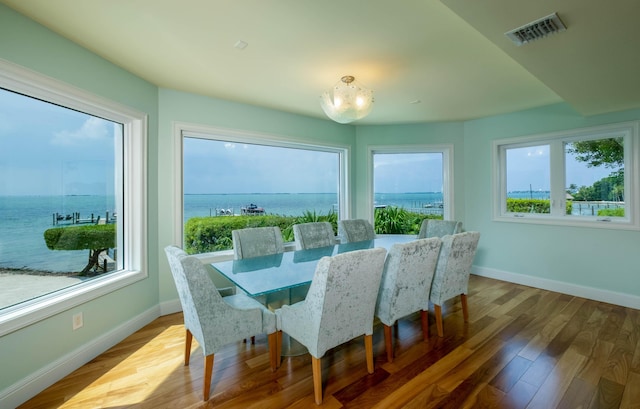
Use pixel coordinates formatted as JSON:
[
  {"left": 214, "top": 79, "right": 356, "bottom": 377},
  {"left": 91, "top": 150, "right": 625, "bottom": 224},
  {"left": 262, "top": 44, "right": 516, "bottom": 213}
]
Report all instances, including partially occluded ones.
[
  {"left": 232, "top": 226, "right": 285, "bottom": 260},
  {"left": 232, "top": 226, "right": 288, "bottom": 324},
  {"left": 418, "top": 219, "right": 462, "bottom": 238},
  {"left": 338, "top": 219, "right": 375, "bottom": 242},
  {"left": 275, "top": 247, "right": 387, "bottom": 405},
  {"left": 430, "top": 231, "right": 480, "bottom": 337},
  {"left": 375, "top": 237, "right": 442, "bottom": 362},
  {"left": 164, "top": 245, "right": 278, "bottom": 400},
  {"left": 293, "top": 221, "right": 336, "bottom": 250}
]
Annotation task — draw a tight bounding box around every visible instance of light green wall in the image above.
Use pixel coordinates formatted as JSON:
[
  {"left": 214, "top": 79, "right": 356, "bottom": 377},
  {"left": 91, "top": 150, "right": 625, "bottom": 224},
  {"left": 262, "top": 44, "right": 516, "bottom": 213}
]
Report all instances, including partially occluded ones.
[
  {"left": 0, "top": 3, "right": 159, "bottom": 395},
  {"left": 156, "top": 89, "right": 355, "bottom": 303},
  {"left": 463, "top": 102, "right": 640, "bottom": 296}
]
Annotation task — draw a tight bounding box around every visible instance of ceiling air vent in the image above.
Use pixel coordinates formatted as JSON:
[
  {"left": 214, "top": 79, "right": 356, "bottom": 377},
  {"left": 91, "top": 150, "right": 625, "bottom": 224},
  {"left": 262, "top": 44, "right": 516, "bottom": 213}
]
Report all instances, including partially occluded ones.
[{"left": 505, "top": 12, "right": 566, "bottom": 46}]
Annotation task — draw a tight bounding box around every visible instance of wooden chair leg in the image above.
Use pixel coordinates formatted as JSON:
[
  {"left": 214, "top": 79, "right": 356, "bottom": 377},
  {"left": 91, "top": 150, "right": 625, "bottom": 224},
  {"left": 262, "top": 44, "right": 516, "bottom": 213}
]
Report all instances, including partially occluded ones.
[
  {"left": 383, "top": 324, "right": 393, "bottom": 363},
  {"left": 434, "top": 304, "right": 444, "bottom": 337},
  {"left": 276, "top": 331, "right": 283, "bottom": 368},
  {"left": 268, "top": 332, "right": 278, "bottom": 371},
  {"left": 185, "top": 329, "right": 193, "bottom": 365},
  {"left": 203, "top": 354, "right": 214, "bottom": 401},
  {"left": 365, "top": 334, "right": 374, "bottom": 374},
  {"left": 461, "top": 294, "right": 469, "bottom": 323},
  {"left": 420, "top": 310, "right": 429, "bottom": 341},
  {"left": 312, "top": 356, "right": 323, "bottom": 405}
]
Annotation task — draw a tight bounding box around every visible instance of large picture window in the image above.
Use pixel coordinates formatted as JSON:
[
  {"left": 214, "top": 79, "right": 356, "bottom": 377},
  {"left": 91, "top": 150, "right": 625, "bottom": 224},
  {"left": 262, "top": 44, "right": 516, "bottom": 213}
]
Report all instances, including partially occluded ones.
[
  {"left": 176, "top": 125, "right": 347, "bottom": 254},
  {"left": 0, "top": 61, "right": 147, "bottom": 335},
  {"left": 494, "top": 121, "right": 639, "bottom": 229}
]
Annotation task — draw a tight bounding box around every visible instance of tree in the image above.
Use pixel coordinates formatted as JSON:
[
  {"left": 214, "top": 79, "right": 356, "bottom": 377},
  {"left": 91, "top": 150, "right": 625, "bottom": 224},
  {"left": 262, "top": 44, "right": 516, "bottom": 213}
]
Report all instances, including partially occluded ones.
[
  {"left": 567, "top": 137, "right": 624, "bottom": 202},
  {"left": 44, "top": 224, "right": 116, "bottom": 275},
  {"left": 566, "top": 137, "right": 623, "bottom": 168}
]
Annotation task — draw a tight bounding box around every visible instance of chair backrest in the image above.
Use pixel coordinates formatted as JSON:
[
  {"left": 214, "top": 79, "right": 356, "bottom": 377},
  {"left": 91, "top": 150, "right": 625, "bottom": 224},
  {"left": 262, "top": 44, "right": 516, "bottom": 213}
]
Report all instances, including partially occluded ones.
[
  {"left": 232, "top": 226, "right": 285, "bottom": 259},
  {"left": 165, "top": 245, "right": 274, "bottom": 355},
  {"left": 164, "top": 245, "right": 223, "bottom": 352},
  {"left": 293, "top": 222, "right": 336, "bottom": 250},
  {"left": 338, "top": 219, "right": 375, "bottom": 243},
  {"left": 375, "top": 237, "right": 442, "bottom": 326},
  {"left": 302, "top": 247, "right": 387, "bottom": 357},
  {"left": 418, "top": 219, "right": 462, "bottom": 238},
  {"left": 430, "top": 231, "right": 480, "bottom": 305}
]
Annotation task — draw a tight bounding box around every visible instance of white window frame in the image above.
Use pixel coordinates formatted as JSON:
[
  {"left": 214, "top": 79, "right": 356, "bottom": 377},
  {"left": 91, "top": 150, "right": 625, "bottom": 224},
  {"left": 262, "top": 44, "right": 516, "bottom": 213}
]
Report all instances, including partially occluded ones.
[
  {"left": 493, "top": 121, "right": 640, "bottom": 230},
  {"left": 0, "top": 59, "right": 148, "bottom": 336},
  {"left": 172, "top": 122, "right": 350, "bottom": 249},
  {"left": 367, "top": 144, "right": 454, "bottom": 223}
]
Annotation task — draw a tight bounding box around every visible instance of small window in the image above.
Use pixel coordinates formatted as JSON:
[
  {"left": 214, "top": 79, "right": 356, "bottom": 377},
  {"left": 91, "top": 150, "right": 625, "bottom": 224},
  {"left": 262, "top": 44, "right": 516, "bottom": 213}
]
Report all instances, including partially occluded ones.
[
  {"left": 369, "top": 145, "right": 454, "bottom": 234},
  {"left": 494, "top": 121, "right": 639, "bottom": 229}
]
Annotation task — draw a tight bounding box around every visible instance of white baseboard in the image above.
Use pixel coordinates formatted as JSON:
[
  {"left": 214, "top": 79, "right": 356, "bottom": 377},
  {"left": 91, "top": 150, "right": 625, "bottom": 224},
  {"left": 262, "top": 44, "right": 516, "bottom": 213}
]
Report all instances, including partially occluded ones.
[
  {"left": 473, "top": 266, "right": 640, "bottom": 309},
  {"left": 1, "top": 305, "right": 160, "bottom": 409},
  {"left": 159, "top": 298, "right": 182, "bottom": 316}
]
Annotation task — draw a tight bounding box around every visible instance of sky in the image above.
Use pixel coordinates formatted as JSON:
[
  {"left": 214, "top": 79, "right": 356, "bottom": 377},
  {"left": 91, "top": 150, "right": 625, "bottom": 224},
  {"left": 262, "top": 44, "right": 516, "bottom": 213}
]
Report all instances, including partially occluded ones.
[
  {"left": 0, "top": 88, "right": 619, "bottom": 196},
  {"left": 183, "top": 138, "right": 444, "bottom": 194},
  {"left": 506, "top": 144, "right": 616, "bottom": 192},
  {"left": 0, "top": 89, "right": 116, "bottom": 196}
]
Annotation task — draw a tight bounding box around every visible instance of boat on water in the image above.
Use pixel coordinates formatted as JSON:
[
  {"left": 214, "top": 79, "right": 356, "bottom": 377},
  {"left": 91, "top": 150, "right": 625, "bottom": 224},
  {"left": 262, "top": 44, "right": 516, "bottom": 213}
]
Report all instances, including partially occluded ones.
[{"left": 240, "top": 203, "right": 265, "bottom": 215}]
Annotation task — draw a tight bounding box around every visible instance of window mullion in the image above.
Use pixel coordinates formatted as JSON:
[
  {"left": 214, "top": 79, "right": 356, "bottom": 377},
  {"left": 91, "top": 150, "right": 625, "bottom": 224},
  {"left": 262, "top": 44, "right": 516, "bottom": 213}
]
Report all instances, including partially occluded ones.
[{"left": 549, "top": 140, "right": 565, "bottom": 217}]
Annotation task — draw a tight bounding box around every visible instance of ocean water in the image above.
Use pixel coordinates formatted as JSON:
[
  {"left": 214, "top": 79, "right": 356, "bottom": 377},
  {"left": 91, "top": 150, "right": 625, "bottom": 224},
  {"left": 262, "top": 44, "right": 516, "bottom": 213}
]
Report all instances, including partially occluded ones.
[
  {"left": 0, "top": 193, "right": 443, "bottom": 273},
  {"left": 183, "top": 192, "right": 444, "bottom": 221},
  {"left": 0, "top": 195, "right": 116, "bottom": 273}
]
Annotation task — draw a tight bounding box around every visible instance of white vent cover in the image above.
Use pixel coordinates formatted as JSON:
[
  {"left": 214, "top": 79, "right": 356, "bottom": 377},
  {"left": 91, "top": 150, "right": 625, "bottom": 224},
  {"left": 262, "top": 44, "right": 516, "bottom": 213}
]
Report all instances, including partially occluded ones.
[{"left": 505, "top": 12, "right": 566, "bottom": 46}]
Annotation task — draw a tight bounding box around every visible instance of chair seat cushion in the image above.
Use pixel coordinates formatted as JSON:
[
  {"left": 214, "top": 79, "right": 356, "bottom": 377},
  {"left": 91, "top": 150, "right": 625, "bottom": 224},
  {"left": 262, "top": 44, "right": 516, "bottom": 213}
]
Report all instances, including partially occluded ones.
[{"left": 224, "top": 294, "right": 276, "bottom": 333}]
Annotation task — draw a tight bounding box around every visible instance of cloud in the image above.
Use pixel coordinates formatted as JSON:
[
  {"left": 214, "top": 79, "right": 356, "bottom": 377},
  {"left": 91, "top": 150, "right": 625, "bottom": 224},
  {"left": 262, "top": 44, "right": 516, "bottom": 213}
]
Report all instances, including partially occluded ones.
[{"left": 51, "top": 117, "right": 111, "bottom": 146}]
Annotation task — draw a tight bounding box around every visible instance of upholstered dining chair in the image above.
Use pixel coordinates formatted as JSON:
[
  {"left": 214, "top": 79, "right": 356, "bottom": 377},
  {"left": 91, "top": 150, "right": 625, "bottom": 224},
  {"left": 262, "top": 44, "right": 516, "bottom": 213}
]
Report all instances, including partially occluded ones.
[
  {"left": 430, "top": 231, "right": 480, "bottom": 337},
  {"left": 418, "top": 219, "right": 462, "bottom": 239},
  {"left": 338, "top": 219, "right": 375, "bottom": 243},
  {"left": 232, "top": 226, "right": 288, "bottom": 319},
  {"left": 375, "top": 237, "right": 442, "bottom": 362},
  {"left": 293, "top": 221, "right": 336, "bottom": 250},
  {"left": 232, "top": 226, "right": 285, "bottom": 260},
  {"left": 164, "top": 245, "right": 277, "bottom": 401},
  {"left": 275, "top": 247, "right": 387, "bottom": 405}
]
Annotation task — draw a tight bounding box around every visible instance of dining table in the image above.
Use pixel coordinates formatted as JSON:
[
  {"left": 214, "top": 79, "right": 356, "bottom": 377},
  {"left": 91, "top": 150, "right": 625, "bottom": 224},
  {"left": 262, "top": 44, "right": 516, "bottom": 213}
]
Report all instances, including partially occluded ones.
[{"left": 211, "top": 234, "right": 417, "bottom": 355}]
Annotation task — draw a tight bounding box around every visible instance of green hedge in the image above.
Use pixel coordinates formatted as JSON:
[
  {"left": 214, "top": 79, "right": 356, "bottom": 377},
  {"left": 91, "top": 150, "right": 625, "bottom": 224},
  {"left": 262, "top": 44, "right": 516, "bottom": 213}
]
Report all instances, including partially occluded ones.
[
  {"left": 184, "top": 207, "right": 440, "bottom": 254},
  {"left": 506, "top": 198, "right": 572, "bottom": 215},
  {"left": 184, "top": 214, "right": 295, "bottom": 254},
  {"left": 374, "top": 206, "right": 440, "bottom": 234},
  {"left": 44, "top": 223, "right": 116, "bottom": 250},
  {"left": 43, "top": 224, "right": 116, "bottom": 275},
  {"left": 598, "top": 208, "right": 624, "bottom": 217}
]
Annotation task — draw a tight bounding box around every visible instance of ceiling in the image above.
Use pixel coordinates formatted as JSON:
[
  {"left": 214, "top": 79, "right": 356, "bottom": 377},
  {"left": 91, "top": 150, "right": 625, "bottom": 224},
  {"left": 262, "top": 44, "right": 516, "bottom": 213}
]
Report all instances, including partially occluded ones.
[{"left": 2, "top": 0, "right": 639, "bottom": 125}]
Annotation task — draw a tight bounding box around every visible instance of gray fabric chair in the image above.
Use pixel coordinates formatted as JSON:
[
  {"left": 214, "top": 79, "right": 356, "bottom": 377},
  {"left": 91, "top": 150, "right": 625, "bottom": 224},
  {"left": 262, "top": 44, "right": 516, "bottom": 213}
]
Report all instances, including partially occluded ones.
[
  {"left": 293, "top": 221, "right": 336, "bottom": 250},
  {"left": 430, "top": 231, "right": 480, "bottom": 337},
  {"left": 164, "top": 245, "right": 277, "bottom": 400},
  {"left": 232, "top": 226, "right": 287, "bottom": 318},
  {"left": 338, "top": 219, "right": 375, "bottom": 242},
  {"left": 375, "top": 237, "right": 442, "bottom": 362},
  {"left": 232, "top": 226, "right": 285, "bottom": 260},
  {"left": 418, "top": 219, "right": 462, "bottom": 238},
  {"left": 275, "top": 247, "right": 387, "bottom": 405}
]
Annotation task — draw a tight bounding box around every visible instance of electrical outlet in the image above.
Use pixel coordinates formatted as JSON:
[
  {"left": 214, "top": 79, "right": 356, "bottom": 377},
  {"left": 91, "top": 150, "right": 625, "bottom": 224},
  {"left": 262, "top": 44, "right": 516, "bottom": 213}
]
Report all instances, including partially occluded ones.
[{"left": 72, "top": 312, "right": 83, "bottom": 330}]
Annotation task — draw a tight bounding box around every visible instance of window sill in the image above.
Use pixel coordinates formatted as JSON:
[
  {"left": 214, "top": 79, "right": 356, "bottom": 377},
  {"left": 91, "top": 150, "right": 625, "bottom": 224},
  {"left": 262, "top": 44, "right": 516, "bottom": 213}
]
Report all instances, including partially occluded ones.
[
  {"left": 493, "top": 213, "right": 639, "bottom": 231},
  {"left": 0, "top": 269, "right": 147, "bottom": 337}
]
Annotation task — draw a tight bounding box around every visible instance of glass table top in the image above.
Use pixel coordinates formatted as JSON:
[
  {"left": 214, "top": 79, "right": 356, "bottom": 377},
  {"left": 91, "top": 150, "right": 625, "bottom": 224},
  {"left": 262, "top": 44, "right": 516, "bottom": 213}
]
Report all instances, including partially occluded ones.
[{"left": 211, "top": 235, "right": 416, "bottom": 296}]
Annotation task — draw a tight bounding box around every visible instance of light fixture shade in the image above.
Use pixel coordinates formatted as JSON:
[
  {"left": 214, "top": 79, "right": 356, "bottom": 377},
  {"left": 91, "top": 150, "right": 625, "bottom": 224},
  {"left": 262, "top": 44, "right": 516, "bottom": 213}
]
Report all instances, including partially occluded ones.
[{"left": 320, "top": 75, "right": 373, "bottom": 124}]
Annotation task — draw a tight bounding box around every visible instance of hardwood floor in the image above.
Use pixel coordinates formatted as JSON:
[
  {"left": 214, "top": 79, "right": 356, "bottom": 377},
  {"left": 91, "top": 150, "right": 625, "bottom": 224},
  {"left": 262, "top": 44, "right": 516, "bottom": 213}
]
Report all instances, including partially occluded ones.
[{"left": 18, "top": 275, "right": 640, "bottom": 408}]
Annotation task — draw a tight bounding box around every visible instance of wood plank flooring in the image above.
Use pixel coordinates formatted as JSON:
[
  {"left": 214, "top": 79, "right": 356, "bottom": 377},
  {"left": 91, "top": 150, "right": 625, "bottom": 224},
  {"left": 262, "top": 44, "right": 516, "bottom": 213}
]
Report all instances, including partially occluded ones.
[{"left": 18, "top": 275, "right": 640, "bottom": 408}]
